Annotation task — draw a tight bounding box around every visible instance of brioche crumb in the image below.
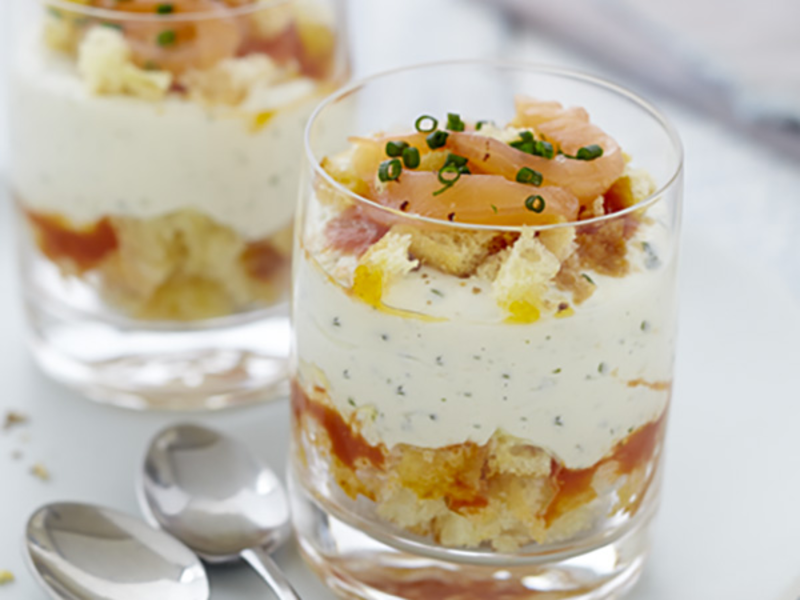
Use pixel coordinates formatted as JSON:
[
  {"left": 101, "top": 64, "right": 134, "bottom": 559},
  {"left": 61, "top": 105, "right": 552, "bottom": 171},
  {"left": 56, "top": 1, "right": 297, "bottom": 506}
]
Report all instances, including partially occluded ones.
[
  {"left": 31, "top": 462, "right": 50, "bottom": 481},
  {"left": 95, "top": 211, "right": 289, "bottom": 320},
  {"left": 182, "top": 55, "right": 282, "bottom": 107},
  {"left": 627, "top": 166, "right": 657, "bottom": 202},
  {"left": 392, "top": 225, "right": 499, "bottom": 277},
  {"left": 492, "top": 230, "right": 561, "bottom": 322},
  {"left": 320, "top": 150, "right": 369, "bottom": 202},
  {"left": 0, "top": 571, "right": 14, "bottom": 586},
  {"left": 78, "top": 27, "right": 172, "bottom": 100},
  {"left": 353, "top": 232, "right": 418, "bottom": 306},
  {"left": 487, "top": 432, "right": 551, "bottom": 478},
  {"left": 3, "top": 411, "right": 28, "bottom": 431},
  {"left": 538, "top": 226, "right": 576, "bottom": 262},
  {"left": 43, "top": 12, "right": 81, "bottom": 54}
]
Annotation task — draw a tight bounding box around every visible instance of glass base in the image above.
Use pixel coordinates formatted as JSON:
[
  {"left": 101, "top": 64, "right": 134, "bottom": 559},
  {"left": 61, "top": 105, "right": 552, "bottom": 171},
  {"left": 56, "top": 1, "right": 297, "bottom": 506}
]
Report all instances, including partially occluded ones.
[
  {"left": 25, "top": 290, "right": 290, "bottom": 411},
  {"left": 289, "top": 467, "right": 653, "bottom": 600}
]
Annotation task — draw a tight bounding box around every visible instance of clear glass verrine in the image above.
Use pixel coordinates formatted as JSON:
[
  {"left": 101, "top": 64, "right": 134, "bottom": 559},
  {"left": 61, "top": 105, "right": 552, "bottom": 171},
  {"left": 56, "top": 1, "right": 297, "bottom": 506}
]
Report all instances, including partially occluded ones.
[
  {"left": 289, "top": 61, "right": 683, "bottom": 599},
  {"left": 7, "top": 0, "right": 350, "bottom": 409}
]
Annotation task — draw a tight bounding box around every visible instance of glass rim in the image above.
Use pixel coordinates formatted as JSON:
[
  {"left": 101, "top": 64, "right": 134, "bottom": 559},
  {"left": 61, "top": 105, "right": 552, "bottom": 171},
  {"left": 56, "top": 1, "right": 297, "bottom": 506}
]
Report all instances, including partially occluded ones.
[
  {"left": 41, "top": 0, "right": 293, "bottom": 23},
  {"left": 304, "top": 59, "right": 685, "bottom": 233}
]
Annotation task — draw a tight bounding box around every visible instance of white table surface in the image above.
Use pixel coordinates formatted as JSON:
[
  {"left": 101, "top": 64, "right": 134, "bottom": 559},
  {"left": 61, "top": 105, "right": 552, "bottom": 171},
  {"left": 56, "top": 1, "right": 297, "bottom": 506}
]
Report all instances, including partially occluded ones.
[{"left": 1, "top": 1, "right": 799, "bottom": 599}]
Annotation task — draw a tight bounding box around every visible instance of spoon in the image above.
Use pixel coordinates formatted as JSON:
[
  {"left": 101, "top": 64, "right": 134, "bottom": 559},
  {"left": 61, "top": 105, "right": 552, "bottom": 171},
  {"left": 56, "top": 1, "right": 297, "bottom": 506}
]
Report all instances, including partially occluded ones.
[
  {"left": 139, "top": 423, "right": 300, "bottom": 600},
  {"left": 25, "top": 502, "right": 209, "bottom": 600}
]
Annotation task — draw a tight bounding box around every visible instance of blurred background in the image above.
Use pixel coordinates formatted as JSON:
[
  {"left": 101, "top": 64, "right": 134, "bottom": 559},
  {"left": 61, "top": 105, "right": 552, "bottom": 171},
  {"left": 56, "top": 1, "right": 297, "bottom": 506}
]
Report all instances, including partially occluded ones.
[{"left": 0, "top": 1, "right": 798, "bottom": 599}]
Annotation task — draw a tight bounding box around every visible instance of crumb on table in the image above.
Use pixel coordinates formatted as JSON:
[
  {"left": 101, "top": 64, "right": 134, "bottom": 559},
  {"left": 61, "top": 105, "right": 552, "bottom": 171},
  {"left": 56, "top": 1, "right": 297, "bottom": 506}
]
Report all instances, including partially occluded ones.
[
  {"left": 3, "top": 411, "right": 28, "bottom": 431},
  {"left": 0, "top": 571, "right": 14, "bottom": 585},
  {"left": 31, "top": 463, "right": 50, "bottom": 481}
]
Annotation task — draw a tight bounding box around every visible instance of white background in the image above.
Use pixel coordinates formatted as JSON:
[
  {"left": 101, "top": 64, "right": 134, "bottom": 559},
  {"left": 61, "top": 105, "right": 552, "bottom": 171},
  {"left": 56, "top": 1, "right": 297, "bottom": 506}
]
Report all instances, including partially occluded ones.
[{"left": 1, "top": 1, "right": 800, "bottom": 599}]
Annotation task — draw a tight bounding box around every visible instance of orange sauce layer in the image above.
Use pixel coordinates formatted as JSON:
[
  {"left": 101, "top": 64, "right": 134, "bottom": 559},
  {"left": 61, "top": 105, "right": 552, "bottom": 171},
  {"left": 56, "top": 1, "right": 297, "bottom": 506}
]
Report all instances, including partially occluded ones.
[
  {"left": 294, "top": 382, "right": 668, "bottom": 524},
  {"left": 292, "top": 381, "right": 385, "bottom": 469},
  {"left": 543, "top": 413, "right": 667, "bottom": 526},
  {"left": 26, "top": 210, "right": 118, "bottom": 272},
  {"left": 241, "top": 240, "right": 286, "bottom": 282}
]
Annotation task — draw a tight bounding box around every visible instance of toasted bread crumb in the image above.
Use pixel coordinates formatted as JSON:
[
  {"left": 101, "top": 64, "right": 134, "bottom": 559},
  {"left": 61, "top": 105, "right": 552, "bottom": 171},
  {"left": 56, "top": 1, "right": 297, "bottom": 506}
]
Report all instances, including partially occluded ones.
[
  {"left": 3, "top": 411, "right": 28, "bottom": 431},
  {"left": 78, "top": 27, "right": 172, "bottom": 100},
  {"left": 353, "top": 232, "right": 418, "bottom": 306},
  {"left": 492, "top": 230, "right": 561, "bottom": 322},
  {"left": 31, "top": 463, "right": 50, "bottom": 482},
  {"left": 181, "top": 55, "right": 282, "bottom": 107},
  {"left": 538, "top": 226, "right": 576, "bottom": 262},
  {"left": 392, "top": 225, "right": 500, "bottom": 277}
]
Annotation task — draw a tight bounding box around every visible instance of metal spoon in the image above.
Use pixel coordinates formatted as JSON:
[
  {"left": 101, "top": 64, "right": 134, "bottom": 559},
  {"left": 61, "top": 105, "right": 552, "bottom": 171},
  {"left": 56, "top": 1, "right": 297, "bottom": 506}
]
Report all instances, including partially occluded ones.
[
  {"left": 25, "top": 502, "right": 209, "bottom": 600},
  {"left": 139, "top": 423, "right": 300, "bottom": 600}
]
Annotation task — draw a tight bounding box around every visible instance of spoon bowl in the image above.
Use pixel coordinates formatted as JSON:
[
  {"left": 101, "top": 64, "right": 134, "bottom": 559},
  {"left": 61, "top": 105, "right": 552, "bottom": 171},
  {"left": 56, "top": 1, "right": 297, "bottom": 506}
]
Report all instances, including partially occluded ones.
[
  {"left": 25, "top": 502, "right": 209, "bottom": 600},
  {"left": 140, "top": 423, "right": 300, "bottom": 599}
]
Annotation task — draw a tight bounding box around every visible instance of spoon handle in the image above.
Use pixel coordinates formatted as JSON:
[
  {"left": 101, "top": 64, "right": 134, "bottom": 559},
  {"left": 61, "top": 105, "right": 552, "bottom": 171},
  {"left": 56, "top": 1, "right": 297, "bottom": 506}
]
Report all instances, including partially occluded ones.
[{"left": 240, "top": 548, "right": 302, "bottom": 600}]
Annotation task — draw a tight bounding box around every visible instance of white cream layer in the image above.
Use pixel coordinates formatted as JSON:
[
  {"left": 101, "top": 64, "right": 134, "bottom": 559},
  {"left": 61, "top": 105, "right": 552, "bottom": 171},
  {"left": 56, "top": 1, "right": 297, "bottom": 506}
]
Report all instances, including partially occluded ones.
[
  {"left": 9, "top": 39, "right": 321, "bottom": 240},
  {"left": 294, "top": 213, "right": 676, "bottom": 470}
]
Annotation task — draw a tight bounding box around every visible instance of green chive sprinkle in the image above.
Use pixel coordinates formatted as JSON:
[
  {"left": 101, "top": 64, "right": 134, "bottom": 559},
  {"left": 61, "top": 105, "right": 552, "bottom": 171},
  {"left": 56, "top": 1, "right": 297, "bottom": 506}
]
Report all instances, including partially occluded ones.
[
  {"left": 516, "top": 167, "right": 543, "bottom": 186},
  {"left": 575, "top": 144, "right": 604, "bottom": 160},
  {"left": 476, "top": 120, "right": 493, "bottom": 131},
  {"left": 510, "top": 132, "right": 555, "bottom": 159},
  {"left": 101, "top": 22, "right": 123, "bottom": 31},
  {"left": 156, "top": 3, "right": 174, "bottom": 14},
  {"left": 524, "top": 195, "right": 546, "bottom": 213},
  {"left": 491, "top": 204, "right": 498, "bottom": 214},
  {"left": 426, "top": 130, "right": 449, "bottom": 150},
  {"left": 433, "top": 164, "right": 461, "bottom": 196},
  {"left": 415, "top": 115, "right": 438, "bottom": 133},
  {"left": 443, "top": 153, "right": 469, "bottom": 173},
  {"left": 378, "top": 158, "right": 402, "bottom": 182},
  {"left": 446, "top": 112, "right": 465, "bottom": 132},
  {"left": 535, "top": 140, "right": 555, "bottom": 159},
  {"left": 157, "top": 29, "right": 177, "bottom": 46},
  {"left": 385, "top": 140, "right": 409, "bottom": 157},
  {"left": 402, "top": 146, "right": 420, "bottom": 169}
]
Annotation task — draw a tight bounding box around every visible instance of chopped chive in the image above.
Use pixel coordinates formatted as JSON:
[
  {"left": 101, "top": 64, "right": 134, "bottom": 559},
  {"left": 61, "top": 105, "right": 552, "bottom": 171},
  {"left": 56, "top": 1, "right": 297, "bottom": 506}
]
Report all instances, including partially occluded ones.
[
  {"left": 476, "top": 119, "right": 493, "bottom": 131},
  {"left": 157, "top": 29, "right": 177, "bottom": 46},
  {"left": 490, "top": 204, "right": 498, "bottom": 214},
  {"left": 575, "top": 144, "right": 604, "bottom": 160},
  {"left": 433, "top": 164, "right": 461, "bottom": 196},
  {"left": 446, "top": 112, "right": 465, "bottom": 132},
  {"left": 402, "top": 146, "right": 420, "bottom": 169},
  {"left": 581, "top": 273, "right": 595, "bottom": 285},
  {"left": 535, "top": 140, "right": 555, "bottom": 159},
  {"left": 156, "top": 3, "right": 174, "bottom": 13},
  {"left": 516, "top": 167, "right": 543, "bottom": 186},
  {"left": 510, "top": 132, "right": 555, "bottom": 159},
  {"left": 431, "top": 288, "right": 444, "bottom": 297},
  {"left": 385, "top": 140, "right": 409, "bottom": 157},
  {"left": 101, "top": 22, "right": 123, "bottom": 31},
  {"left": 443, "top": 153, "right": 469, "bottom": 174},
  {"left": 415, "top": 115, "right": 438, "bottom": 133},
  {"left": 426, "top": 130, "right": 449, "bottom": 150},
  {"left": 524, "top": 194, "right": 546, "bottom": 213},
  {"left": 378, "top": 158, "right": 402, "bottom": 182}
]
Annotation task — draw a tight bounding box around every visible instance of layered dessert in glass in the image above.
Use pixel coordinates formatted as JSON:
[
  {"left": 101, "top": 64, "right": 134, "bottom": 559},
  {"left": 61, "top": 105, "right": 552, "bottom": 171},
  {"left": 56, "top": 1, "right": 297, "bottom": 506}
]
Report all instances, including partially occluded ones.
[
  {"left": 290, "top": 63, "right": 683, "bottom": 599},
  {"left": 7, "top": 0, "right": 349, "bottom": 408}
]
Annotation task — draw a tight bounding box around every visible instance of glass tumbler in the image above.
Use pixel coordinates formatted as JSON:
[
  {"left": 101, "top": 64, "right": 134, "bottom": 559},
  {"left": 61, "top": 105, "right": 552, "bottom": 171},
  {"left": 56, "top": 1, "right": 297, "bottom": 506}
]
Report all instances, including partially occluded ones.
[
  {"left": 289, "top": 61, "right": 683, "bottom": 599},
  {"left": 7, "top": 0, "right": 349, "bottom": 409}
]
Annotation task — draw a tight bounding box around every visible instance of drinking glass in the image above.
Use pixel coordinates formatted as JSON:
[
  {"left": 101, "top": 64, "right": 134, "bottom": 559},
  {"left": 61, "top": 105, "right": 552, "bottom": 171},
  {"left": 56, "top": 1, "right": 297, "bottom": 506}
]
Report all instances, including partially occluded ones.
[
  {"left": 7, "top": 0, "right": 349, "bottom": 409},
  {"left": 289, "top": 61, "right": 682, "bottom": 599}
]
